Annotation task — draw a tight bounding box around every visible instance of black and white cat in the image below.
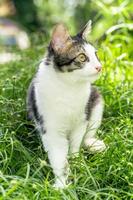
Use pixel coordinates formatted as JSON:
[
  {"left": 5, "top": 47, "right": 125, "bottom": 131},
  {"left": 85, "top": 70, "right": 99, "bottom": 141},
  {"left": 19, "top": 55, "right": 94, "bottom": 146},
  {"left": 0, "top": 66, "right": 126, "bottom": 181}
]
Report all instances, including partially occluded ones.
[{"left": 27, "top": 21, "right": 106, "bottom": 189}]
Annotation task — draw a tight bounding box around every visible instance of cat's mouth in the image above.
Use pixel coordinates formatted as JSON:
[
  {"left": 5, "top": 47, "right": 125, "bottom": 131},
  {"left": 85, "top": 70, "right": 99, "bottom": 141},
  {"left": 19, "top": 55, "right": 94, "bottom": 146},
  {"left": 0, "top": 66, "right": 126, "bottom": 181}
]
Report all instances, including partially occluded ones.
[
  {"left": 95, "top": 69, "right": 102, "bottom": 75},
  {"left": 90, "top": 72, "right": 101, "bottom": 77}
]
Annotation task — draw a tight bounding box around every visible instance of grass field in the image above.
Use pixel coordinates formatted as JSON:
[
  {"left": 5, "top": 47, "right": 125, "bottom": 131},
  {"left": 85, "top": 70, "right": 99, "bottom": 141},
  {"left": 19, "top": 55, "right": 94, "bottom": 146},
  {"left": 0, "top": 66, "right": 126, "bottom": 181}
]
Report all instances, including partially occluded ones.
[{"left": 0, "top": 30, "right": 133, "bottom": 200}]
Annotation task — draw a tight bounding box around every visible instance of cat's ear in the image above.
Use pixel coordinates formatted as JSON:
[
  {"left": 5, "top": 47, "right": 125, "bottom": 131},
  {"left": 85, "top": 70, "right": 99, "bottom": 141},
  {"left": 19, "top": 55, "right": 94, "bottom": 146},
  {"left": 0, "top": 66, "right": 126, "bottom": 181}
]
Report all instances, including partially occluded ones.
[
  {"left": 51, "top": 23, "right": 72, "bottom": 53},
  {"left": 77, "top": 20, "right": 92, "bottom": 40}
]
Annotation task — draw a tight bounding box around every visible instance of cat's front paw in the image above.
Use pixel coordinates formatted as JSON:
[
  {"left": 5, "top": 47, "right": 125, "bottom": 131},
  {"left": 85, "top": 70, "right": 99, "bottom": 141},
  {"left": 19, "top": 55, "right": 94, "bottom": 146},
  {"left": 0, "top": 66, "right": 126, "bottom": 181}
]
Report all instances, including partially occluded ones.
[
  {"left": 53, "top": 182, "right": 66, "bottom": 189},
  {"left": 53, "top": 180, "right": 71, "bottom": 190},
  {"left": 53, "top": 177, "right": 72, "bottom": 190},
  {"left": 85, "top": 138, "right": 106, "bottom": 152}
]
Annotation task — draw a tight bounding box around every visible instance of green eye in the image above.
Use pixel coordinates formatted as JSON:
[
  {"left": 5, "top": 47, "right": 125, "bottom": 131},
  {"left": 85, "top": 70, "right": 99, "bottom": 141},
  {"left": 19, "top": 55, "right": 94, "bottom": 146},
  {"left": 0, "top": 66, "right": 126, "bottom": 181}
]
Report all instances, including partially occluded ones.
[{"left": 78, "top": 53, "right": 87, "bottom": 62}]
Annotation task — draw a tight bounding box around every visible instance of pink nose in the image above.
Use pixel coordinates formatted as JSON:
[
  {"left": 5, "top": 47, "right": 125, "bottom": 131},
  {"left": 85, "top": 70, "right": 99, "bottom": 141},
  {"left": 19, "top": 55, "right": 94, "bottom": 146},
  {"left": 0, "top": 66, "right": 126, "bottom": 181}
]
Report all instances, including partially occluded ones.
[{"left": 95, "top": 65, "right": 102, "bottom": 72}]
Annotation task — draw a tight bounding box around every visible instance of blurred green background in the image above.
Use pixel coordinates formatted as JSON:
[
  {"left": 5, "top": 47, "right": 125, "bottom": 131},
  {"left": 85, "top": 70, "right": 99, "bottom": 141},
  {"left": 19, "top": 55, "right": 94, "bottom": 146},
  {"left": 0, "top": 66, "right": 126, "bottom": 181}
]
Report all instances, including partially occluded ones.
[
  {"left": 0, "top": 0, "right": 133, "bottom": 44},
  {"left": 0, "top": 0, "right": 133, "bottom": 63}
]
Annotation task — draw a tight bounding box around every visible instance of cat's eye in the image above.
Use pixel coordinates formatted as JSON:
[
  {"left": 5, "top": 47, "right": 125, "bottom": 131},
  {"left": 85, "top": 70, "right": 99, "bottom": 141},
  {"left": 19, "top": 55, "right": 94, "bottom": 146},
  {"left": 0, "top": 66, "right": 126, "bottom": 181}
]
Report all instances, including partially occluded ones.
[{"left": 78, "top": 53, "right": 87, "bottom": 62}]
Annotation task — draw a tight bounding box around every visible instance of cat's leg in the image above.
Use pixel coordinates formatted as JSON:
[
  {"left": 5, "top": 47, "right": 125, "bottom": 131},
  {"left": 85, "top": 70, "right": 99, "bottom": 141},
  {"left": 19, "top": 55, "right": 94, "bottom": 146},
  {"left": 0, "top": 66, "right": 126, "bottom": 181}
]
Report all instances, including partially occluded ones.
[
  {"left": 41, "top": 132, "right": 69, "bottom": 189},
  {"left": 84, "top": 99, "right": 106, "bottom": 152},
  {"left": 69, "top": 123, "right": 87, "bottom": 155}
]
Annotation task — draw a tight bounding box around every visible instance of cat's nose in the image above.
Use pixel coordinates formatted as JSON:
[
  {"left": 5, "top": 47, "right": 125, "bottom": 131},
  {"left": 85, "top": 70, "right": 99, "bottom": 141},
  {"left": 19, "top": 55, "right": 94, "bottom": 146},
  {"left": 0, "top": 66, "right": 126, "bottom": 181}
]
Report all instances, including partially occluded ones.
[{"left": 95, "top": 65, "right": 102, "bottom": 72}]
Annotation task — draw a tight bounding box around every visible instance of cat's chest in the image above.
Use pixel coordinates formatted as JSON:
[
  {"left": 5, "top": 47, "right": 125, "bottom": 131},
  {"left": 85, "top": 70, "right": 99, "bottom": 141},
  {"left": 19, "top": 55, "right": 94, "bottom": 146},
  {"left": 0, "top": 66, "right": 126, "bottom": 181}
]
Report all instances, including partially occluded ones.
[
  {"left": 35, "top": 67, "right": 90, "bottom": 122},
  {"left": 36, "top": 81, "right": 89, "bottom": 116}
]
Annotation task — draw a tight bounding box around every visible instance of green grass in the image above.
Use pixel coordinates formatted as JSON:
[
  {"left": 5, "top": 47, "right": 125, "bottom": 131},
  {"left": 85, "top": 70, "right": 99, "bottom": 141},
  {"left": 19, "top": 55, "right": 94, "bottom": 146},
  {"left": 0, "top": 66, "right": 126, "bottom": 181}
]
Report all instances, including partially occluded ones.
[{"left": 0, "top": 33, "right": 133, "bottom": 200}]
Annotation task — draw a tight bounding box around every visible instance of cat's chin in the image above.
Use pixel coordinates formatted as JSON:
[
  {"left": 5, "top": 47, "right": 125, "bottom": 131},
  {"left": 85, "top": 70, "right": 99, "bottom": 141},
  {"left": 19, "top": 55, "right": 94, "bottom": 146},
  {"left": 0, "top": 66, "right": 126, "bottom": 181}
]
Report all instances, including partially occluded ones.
[{"left": 85, "top": 73, "right": 100, "bottom": 83}]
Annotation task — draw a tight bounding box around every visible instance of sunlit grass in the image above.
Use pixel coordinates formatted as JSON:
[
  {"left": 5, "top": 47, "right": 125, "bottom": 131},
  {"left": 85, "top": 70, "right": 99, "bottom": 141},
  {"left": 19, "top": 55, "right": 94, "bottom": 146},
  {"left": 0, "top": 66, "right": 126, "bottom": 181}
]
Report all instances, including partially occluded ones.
[{"left": 0, "top": 33, "right": 133, "bottom": 200}]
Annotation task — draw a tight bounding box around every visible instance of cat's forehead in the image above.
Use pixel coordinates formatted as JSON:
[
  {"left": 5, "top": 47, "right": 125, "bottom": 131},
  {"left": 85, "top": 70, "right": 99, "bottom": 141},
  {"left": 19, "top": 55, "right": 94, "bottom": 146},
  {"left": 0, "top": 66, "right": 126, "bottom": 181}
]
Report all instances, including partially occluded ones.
[
  {"left": 83, "top": 43, "right": 96, "bottom": 55},
  {"left": 71, "top": 38, "right": 95, "bottom": 55}
]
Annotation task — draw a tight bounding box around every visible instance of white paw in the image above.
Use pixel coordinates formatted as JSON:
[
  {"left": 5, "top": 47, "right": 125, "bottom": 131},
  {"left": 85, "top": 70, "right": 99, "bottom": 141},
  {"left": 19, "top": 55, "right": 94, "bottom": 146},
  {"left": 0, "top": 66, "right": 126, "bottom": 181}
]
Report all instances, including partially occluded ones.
[
  {"left": 53, "top": 181, "right": 66, "bottom": 189},
  {"left": 85, "top": 138, "right": 106, "bottom": 152},
  {"left": 53, "top": 181, "right": 71, "bottom": 190},
  {"left": 53, "top": 177, "right": 71, "bottom": 190}
]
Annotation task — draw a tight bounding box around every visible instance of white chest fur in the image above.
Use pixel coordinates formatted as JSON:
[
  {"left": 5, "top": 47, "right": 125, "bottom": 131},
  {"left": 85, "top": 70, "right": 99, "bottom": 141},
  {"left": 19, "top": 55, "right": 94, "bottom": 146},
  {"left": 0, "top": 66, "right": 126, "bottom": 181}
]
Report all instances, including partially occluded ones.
[{"left": 34, "top": 61, "right": 91, "bottom": 132}]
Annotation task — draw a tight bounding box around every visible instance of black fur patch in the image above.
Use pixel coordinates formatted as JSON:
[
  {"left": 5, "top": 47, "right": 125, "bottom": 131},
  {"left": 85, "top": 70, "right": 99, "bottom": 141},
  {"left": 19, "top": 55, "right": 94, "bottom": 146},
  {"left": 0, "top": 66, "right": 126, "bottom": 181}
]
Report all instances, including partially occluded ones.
[
  {"left": 45, "top": 55, "right": 51, "bottom": 66},
  {"left": 27, "top": 82, "right": 46, "bottom": 134},
  {"left": 85, "top": 86, "right": 101, "bottom": 120},
  {"left": 72, "top": 35, "right": 86, "bottom": 44}
]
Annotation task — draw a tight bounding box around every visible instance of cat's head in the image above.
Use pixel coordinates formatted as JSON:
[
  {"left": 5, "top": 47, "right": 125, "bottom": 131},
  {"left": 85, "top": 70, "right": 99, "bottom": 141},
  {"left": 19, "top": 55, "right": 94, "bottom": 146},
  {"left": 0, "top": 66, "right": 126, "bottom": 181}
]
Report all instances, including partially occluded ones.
[{"left": 48, "top": 21, "right": 102, "bottom": 83}]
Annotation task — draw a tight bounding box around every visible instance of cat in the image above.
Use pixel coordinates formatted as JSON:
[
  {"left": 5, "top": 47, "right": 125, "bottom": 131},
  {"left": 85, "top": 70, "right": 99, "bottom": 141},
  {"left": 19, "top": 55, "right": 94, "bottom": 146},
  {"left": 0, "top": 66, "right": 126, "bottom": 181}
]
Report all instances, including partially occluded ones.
[{"left": 27, "top": 20, "right": 106, "bottom": 189}]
